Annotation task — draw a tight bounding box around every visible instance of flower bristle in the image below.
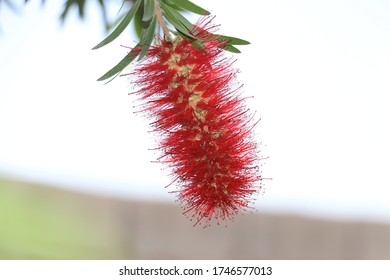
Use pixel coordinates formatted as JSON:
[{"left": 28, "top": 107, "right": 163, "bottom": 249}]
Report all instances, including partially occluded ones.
[{"left": 129, "top": 20, "right": 263, "bottom": 227}]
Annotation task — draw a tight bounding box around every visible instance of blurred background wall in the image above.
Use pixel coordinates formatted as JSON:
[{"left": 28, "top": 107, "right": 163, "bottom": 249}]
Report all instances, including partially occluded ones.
[{"left": 1, "top": 177, "right": 389, "bottom": 260}]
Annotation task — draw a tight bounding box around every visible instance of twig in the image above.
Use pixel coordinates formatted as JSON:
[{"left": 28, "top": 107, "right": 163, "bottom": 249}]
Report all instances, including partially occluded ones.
[{"left": 154, "top": 0, "right": 170, "bottom": 39}]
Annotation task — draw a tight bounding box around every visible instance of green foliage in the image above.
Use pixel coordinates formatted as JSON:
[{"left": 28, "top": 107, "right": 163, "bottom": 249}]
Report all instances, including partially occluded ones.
[
  {"left": 2, "top": 0, "right": 250, "bottom": 81},
  {"left": 138, "top": 15, "right": 157, "bottom": 60},
  {"left": 164, "top": 0, "right": 209, "bottom": 15},
  {"left": 142, "top": 0, "right": 154, "bottom": 22},
  {"left": 133, "top": 4, "right": 143, "bottom": 39},
  {"left": 97, "top": 44, "right": 141, "bottom": 81},
  {"left": 60, "top": 0, "right": 87, "bottom": 22},
  {"left": 92, "top": 0, "right": 142, "bottom": 50},
  {"left": 160, "top": 1, "right": 196, "bottom": 39},
  {"left": 95, "top": 0, "right": 250, "bottom": 82}
]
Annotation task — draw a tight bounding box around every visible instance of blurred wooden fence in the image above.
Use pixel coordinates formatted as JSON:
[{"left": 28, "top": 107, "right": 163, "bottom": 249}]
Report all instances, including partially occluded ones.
[
  {"left": 1, "top": 178, "right": 390, "bottom": 259},
  {"left": 106, "top": 198, "right": 390, "bottom": 259}
]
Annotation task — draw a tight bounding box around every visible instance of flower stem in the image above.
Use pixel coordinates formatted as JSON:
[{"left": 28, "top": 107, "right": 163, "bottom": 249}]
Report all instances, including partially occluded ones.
[{"left": 154, "top": 0, "right": 170, "bottom": 39}]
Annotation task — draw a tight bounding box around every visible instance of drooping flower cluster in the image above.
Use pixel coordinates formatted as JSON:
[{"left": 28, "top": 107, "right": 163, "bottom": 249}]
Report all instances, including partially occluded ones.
[{"left": 130, "top": 21, "right": 262, "bottom": 226}]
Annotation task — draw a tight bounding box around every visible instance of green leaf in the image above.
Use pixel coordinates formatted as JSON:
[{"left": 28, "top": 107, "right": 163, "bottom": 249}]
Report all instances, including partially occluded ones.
[
  {"left": 92, "top": 0, "right": 142, "bottom": 50},
  {"left": 142, "top": 0, "right": 154, "bottom": 22},
  {"left": 160, "top": 2, "right": 196, "bottom": 39},
  {"left": 191, "top": 39, "right": 205, "bottom": 50},
  {"left": 169, "top": 0, "right": 209, "bottom": 15},
  {"left": 97, "top": 45, "right": 141, "bottom": 81},
  {"left": 133, "top": 6, "right": 143, "bottom": 39},
  {"left": 76, "top": 0, "right": 85, "bottom": 18},
  {"left": 59, "top": 1, "right": 72, "bottom": 22},
  {"left": 161, "top": 0, "right": 185, "bottom": 12},
  {"left": 161, "top": 0, "right": 175, "bottom": 5},
  {"left": 60, "top": 0, "right": 86, "bottom": 21},
  {"left": 97, "top": 0, "right": 109, "bottom": 31},
  {"left": 215, "top": 34, "right": 250, "bottom": 45},
  {"left": 221, "top": 44, "right": 241, "bottom": 53},
  {"left": 117, "top": 0, "right": 127, "bottom": 15},
  {"left": 164, "top": 3, "right": 194, "bottom": 31},
  {"left": 106, "top": 12, "right": 126, "bottom": 32},
  {"left": 138, "top": 16, "right": 157, "bottom": 60}
]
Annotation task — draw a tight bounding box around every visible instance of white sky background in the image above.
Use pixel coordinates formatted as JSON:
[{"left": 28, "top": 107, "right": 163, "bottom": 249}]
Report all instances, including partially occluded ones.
[{"left": 1, "top": 0, "right": 390, "bottom": 222}]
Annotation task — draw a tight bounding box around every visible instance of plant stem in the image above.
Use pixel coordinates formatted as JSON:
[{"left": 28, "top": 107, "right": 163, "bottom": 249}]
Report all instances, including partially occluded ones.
[{"left": 154, "top": 0, "right": 170, "bottom": 39}]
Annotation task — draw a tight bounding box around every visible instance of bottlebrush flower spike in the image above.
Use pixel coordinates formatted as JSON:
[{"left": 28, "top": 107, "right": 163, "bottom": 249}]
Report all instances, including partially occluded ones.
[{"left": 129, "top": 20, "right": 262, "bottom": 226}]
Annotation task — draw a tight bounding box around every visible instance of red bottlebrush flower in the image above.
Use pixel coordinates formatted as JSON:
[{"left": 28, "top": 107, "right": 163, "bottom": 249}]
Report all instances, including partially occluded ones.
[{"left": 129, "top": 20, "right": 262, "bottom": 226}]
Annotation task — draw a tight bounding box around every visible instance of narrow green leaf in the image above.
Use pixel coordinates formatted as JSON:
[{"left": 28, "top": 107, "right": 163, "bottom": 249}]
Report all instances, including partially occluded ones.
[
  {"left": 92, "top": 0, "right": 142, "bottom": 50},
  {"left": 164, "top": 3, "right": 194, "bottom": 31},
  {"left": 161, "top": 0, "right": 175, "bottom": 5},
  {"left": 170, "top": 0, "right": 209, "bottom": 15},
  {"left": 142, "top": 0, "right": 154, "bottom": 22},
  {"left": 221, "top": 44, "right": 241, "bottom": 53},
  {"left": 215, "top": 34, "right": 250, "bottom": 45},
  {"left": 191, "top": 39, "right": 205, "bottom": 50},
  {"left": 97, "top": 45, "right": 141, "bottom": 81},
  {"left": 176, "top": 29, "right": 196, "bottom": 41},
  {"left": 76, "top": 0, "right": 85, "bottom": 18},
  {"left": 133, "top": 6, "right": 143, "bottom": 39},
  {"left": 106, "top": 12, "right": 126, "bottom": 32},
  {"left": 138, "top": 16, "right": 157, "bottom": 60},
  {"left": 117, "top": 0, "right": 127, "bottom": 15},
  {"left": 161, "top": 0, "right": 185, "bottom": 12},
  {"left": 97, "top": 0, "right": 109, "bottom": 31},
  {"left": 59, "top": 1, "right": 72, "bottom": 22},
  {"left": 160, "top": 2, "right": 196, "bottom": 39}
]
